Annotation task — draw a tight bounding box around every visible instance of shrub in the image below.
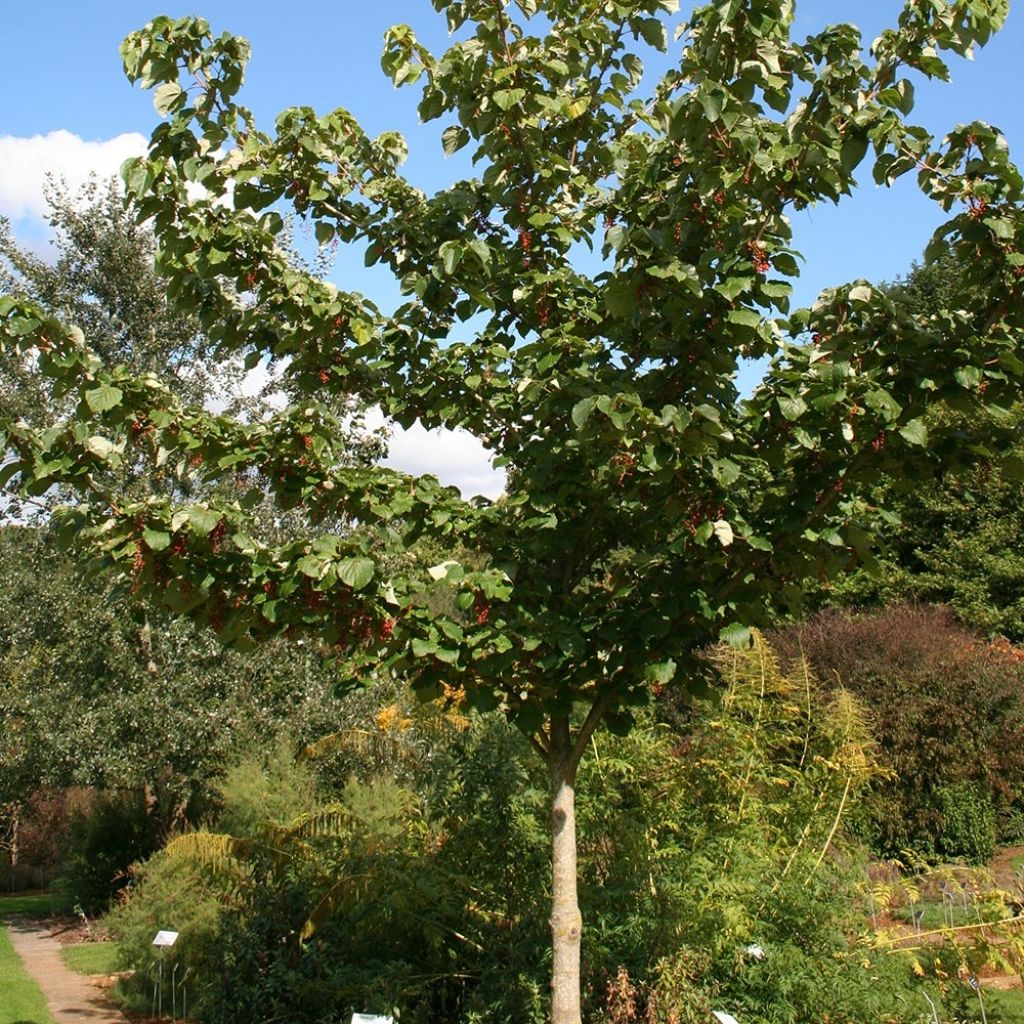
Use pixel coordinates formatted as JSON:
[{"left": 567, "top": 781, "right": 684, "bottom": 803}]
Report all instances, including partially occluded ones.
[
  {"left": 113, "top": 639, "right": 931, "bottom": 1024},
  {"left": 58, "top": 789, "right": 154, "bottom": 914},
  {"left": 935, "top": 783, "right": 997, "bottom": 864},
  {"left": 107, "top": 845, "right": 225, "bottom": 1014},
  {"left": 775, "top": 604, "right": 1024, "bottom": 861}
]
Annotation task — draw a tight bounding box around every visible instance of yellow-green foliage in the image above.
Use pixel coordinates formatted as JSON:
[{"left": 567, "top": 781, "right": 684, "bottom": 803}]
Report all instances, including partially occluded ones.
[{"left": 112, "top": 634, "right": 923, "bottom": 1024}]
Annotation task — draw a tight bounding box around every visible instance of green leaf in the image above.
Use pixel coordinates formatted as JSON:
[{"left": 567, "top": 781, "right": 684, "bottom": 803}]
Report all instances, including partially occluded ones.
[
  {"left": 840, "top": 132, "right": 869, "bottom": 173},
  {"left": 572, "top": 397, "right": 597, "bottom": 429},
  {"left": 637, "top": 18, "right": 667, "bottom": 50},
  {"left": 493, "top": 88, "right": 526, "bottom": 111},
  {"left": 441, "top": 125, "right": 469, "bottom": 156},
  {"left": 186, "top": 507, "right": 221, "bottom": 536},
  {"left": 698, "top": 87, "right": 724, "bottom": 122},
  {"left": 153, "top": 81, "right": 184, "bottom": 115},
  {"left": 720, "top": 623, "right": 752, "bottom": 648},
  {"left": 605, "top": 225, "right": 627, "bottom": 251},
  {"left": 297, "top": 555, "right": 327, "bottom": 579},
  {"left": 143, "top": 529, "right": 171, "bottom": 551},
  {"left": 605, "top": 279, "right": 637, "bottom": 318},
  {"left": 337, "top": 557, "right": 375, "bottom": 590},
  {"left": 711, "top": 459, "right": 740, "bottom": 486},
  {"left": 777, "top": 395, "right": 807, "bottom": 420},
  {"left": 645, "top": 659, "right": 676, "bottom": 685},
  {"left": 954, "top": 365, "right": 982, "bottom": 389},
  {"left": 863, "top": 390, "right": 903, "bottom": 422},
  {"left": 439, "top": 241, "right": 461, "bottom": 276},
  {"left": 898, "top": 419, "right": 929, "bottom": 446},
  {"left": 85, "top": 384, "right": 124, "bottom": 414},
  {"left": 712, "top": 520, "right": 734, "bottom": 547},
  {"left": 84, "top": 436, "right": 116, "bottom": 460},
  {"left": 428, "top": 560, "right": 463, "bottom": 581},
  {"left": 726, "top": 309, "right": 762, "bottom": 328}
]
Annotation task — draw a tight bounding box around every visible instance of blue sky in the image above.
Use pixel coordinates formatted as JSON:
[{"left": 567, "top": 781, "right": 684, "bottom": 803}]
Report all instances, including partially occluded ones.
[{"left": 2, "top": 2, "right": 1021, "bottom": 495}]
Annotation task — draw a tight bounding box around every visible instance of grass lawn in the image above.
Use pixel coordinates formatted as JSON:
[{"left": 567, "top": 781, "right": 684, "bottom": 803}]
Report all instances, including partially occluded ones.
[
  {"left": 0, "top": 921, "right": 56, "bottom": 1024},
  {"left": 61, "top": 940, "right": 120, "bottom": 976},
  {"left": 986, "top": 986, "right": 1024, "bottom": 1024},
  {"left": 0, "top": 891, "right": 62, "bottom": 917}
]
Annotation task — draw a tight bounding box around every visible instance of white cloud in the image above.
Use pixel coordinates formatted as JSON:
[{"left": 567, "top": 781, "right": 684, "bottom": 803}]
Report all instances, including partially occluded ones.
[
  {"left": 0, "top": 132, "right": 505, "bottom": 503},
  {"left": 0, "top": 130, "right": 147, "bottom": 222},
  {"left": 366, "top": 408, "right": 505, "bottom": 501}
]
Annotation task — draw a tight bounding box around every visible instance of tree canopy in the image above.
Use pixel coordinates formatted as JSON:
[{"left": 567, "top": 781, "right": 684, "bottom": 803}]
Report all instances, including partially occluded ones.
[{"left": 2, "top": 3, "right": 1022, "bottom": 1020}]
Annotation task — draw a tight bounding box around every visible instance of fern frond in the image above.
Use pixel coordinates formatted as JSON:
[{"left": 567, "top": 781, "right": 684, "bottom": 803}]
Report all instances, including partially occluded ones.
[
  {"left": 164, "top": 830, "right": 251, "bottom": 865},
  {"left": 280, "top": 804, "right": 352, "bottom": 841}
]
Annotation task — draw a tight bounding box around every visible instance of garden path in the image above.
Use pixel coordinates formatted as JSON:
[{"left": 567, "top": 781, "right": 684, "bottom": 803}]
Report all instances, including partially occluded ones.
[{"left": 5, "top": 919, "right": 126, "bottom": 1024}]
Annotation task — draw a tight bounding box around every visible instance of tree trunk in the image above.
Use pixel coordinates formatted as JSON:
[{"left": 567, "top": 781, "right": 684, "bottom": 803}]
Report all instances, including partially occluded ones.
[{"left": 549, "top": 717, "right": 583, "bottom": 1024}]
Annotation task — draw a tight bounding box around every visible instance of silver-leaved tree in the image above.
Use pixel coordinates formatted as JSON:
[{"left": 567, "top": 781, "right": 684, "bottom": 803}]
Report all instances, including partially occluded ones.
[{"left": 2, "top": 3, "right": 1022, "bottom": 1021}]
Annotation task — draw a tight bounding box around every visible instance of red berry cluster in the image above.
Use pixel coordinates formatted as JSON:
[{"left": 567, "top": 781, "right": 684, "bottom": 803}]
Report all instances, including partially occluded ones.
[
  {"left": 683, "top": 504, "right": 726, "bottom": 535},
  {"left": 318, "top": 368, "right": 331, "bottom": 384},
  {"left": 130, "top": 538, "right": 146, "bottom": 593},
  {"left": 748, "top": 241, "right": 770, "bottom": 274},
  {"left": 968, "top": 197, "right": 988, "bottom": 220},
  {"left": 871, "top": 431, "right": 887, "bottom": 452},
  {"left": 171, "top": 533, "right": 188, "bottom": 555},
  {"left": 473, "top": 592, "right": 491, "bottom": 625},
  {"left": 209, "top": 520, "right": 227, "bottom": 553},
  {"left": 304, "top": 580, "right": 324, "bottom": 611},
  {"left": 351, "top": 612, "right": 375, "bottom": 645},
  {"left": 610, "top": 452, "right": 636, "bottom": 486},
  {"left": 378, "top": 617, "right": 396, "bottom": 639}
]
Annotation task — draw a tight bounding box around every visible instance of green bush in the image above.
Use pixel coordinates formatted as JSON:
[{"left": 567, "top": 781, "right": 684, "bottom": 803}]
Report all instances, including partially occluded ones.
[
  {"left": 107, "top": 843, "right": 225, "bottom": 1014},
  {"left": 775, "top": 604, "right": 1024, "bottom": 861},
  {"left": 112, "top": 641, "right": 932, "bottom": 1024},
  {"left": 58, "top": 789, "right": 154, "bottom": 914},
  {"left": 935, "top": 783, "right": 997, "bottom": 864},
  {"left": 212, "top": 736, "right": 320, "bottom": 838}
]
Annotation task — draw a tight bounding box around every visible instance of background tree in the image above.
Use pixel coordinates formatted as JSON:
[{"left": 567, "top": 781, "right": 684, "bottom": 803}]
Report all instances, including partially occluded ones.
[
  {"left": 0, "top": 181, "right": 387, "bottom": 892},
  {"left": 2, "top": 3, "right": 1023, "bottom": 1021},
  {"left": 815, "top": 247, "right": 1024, "bottom": 640}
]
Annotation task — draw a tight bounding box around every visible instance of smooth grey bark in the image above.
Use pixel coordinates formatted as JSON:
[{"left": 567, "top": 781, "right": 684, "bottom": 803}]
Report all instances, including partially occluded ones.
[{"left": 549, "top": 716, "right": 583, "bottom": 1024}]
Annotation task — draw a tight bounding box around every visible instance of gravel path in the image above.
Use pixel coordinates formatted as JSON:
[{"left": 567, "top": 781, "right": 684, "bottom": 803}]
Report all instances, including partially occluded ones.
[{"left": 5, "top": 919, "right": 127, "bottom": 1024}]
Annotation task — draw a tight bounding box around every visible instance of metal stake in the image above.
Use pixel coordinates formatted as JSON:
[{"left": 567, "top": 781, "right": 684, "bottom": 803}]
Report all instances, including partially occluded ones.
[{"left": 968, "top": 976, "right": 987, "bottom": 1024}]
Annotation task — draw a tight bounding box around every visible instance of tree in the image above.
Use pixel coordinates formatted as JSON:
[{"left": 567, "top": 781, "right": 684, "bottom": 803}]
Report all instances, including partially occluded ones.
[
  {"left": 0, "top": 182, "right": 385, "bottom": 858},
  {"left": 815, "top": 248, "right": 1024, "bottom": 640},
  {"left": 2, "top": 3, "right": 1023, "bottom": 1021}
]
